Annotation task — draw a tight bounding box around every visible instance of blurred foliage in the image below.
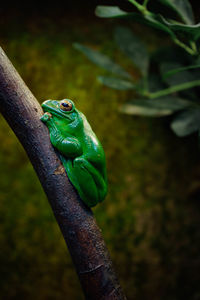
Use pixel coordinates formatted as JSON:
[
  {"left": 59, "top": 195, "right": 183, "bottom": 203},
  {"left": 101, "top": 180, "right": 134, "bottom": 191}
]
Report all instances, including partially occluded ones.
[
  {"left": 75, "top": 0, "right": 200, "bottom": 140},
  {"left": 1, "top": 11, "right": 200, "bottom": 300}
]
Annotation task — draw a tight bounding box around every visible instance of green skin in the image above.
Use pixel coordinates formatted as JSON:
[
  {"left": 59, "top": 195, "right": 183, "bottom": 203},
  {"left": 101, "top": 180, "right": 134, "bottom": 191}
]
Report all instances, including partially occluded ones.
[{"left": 40, "top": 99, "right": 107, "bottom": 207}]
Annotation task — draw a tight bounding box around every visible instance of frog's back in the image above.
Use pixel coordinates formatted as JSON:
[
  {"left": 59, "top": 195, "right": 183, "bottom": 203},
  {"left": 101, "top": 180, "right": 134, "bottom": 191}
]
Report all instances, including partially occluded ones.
[
  {"left": 80, "top": 112, "right": 107, "bottom": 179},
  {"left": 63, "top": 111, "right": 107, "bottom": 207}
]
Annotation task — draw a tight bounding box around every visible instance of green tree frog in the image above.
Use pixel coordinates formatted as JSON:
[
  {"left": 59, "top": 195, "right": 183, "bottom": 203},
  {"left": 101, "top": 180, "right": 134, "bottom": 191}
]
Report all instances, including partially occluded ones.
[{"left": 40, "top": 99, "right": 107, "bottom": 207}]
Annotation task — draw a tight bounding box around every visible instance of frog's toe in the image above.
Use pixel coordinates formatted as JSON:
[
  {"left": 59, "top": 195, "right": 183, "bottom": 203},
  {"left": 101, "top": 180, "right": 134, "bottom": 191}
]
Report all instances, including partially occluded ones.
[{"left": 40, "top": 112, "right": 52, "bottom": 123}]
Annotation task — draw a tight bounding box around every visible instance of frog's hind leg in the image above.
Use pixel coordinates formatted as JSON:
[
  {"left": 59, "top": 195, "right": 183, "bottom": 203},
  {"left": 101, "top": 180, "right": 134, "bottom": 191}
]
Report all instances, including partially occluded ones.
[
  {"left": 80, "top": 159, "right": 107, "bottom": 203},
  {"left": 60, "top": 156, "right": 106, "bottom": 207},
  {"left": 72, "top": 157, "right": 105, "bottom": 207}
]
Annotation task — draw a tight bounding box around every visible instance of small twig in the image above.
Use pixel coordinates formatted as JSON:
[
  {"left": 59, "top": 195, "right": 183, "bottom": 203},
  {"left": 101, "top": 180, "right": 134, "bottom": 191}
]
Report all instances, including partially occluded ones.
[
  {"left": 172, "top": 37, "right": 197, "bottom": 56},
  {"left": 148, "top": 79, "right": 200, "bottom": 99},
  {"left": 0, "top": 47, "right": 127, "bottom": 300},
  {"left": 143, "top": 0, "right": 149, "bottom": 8}
]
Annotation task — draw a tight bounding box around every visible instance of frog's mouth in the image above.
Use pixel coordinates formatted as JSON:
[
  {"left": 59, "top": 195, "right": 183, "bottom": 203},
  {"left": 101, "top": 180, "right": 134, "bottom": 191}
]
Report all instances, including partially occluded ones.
[{"left": 42, "top": 102, "right": 71, "bottom": 121}]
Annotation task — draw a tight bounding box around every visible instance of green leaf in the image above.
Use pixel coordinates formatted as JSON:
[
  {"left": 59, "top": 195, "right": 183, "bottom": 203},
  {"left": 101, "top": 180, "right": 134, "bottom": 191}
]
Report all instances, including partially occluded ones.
[
  {"left": 120, "top": 96, "right": 193, "bottom": 117},
  {"left": 159, "top": 16, "right": 200, "bottom": 41},
  {"left": 73, "top": 43, "right": 131, "bottom": 79},
  {"left": 98, "top": 76, "right": 136, "bottom": 90},
  {"left": 95, "top": 6, "right": 175, "bottom": 37},
  {"left": 171, "top": 109, "right": 200, "bottom": 136},
  {"left": 95, "top": 6, "right": 130, "bottom": 18},
  {"left": 157, "top": 0, "right": 194, "bottom": 25},
  {"left": 120, "top": 103, "right": 171, "bottom": 116},
  {"left": 160, "top": 62, "right": 195, "bottom": 86},
  {"left": 114, "top": 26, "right": 149, "bottom": 77}
]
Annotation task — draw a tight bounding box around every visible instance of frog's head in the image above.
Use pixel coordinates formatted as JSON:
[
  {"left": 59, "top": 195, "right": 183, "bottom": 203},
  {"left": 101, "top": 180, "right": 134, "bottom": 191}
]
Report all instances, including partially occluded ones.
[{"left": 41, "top": 99, "right": 77, "bottom": 123}]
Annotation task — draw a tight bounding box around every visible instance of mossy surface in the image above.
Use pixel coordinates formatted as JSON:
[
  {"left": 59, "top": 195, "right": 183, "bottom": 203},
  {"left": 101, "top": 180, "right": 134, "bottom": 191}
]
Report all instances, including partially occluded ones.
[{"left": 1, "top": 14, "right": 200, "bottom": 300}]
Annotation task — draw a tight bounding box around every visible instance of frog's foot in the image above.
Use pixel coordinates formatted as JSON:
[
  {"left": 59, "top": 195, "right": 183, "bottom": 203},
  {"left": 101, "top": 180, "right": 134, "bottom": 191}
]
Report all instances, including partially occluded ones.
[{"left": 40, "top": 112, "right": 52, "bottom": 123}]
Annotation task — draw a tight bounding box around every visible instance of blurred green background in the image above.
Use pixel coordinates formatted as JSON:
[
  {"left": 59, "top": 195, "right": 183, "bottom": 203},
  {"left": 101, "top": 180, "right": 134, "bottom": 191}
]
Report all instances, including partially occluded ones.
[{"left": 1, "top": 2, "right": 200, "bottom": 299}]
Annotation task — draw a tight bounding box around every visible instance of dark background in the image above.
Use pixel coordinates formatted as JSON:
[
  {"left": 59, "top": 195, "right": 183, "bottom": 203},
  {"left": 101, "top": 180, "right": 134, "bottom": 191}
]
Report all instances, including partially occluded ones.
[{"left": 0, "top": 1, "right": 199, "bottom": 17}]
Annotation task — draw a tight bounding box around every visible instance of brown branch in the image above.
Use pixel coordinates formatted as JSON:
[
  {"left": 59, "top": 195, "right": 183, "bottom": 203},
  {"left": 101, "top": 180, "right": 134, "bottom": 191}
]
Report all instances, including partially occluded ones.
[{"left": 0, "top": 47, "right": 127, "bottom": 300}]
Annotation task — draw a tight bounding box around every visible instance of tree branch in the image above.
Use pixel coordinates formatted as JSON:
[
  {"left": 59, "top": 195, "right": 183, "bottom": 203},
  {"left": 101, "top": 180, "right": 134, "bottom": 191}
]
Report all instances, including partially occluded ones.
[{"left": 0, "top": 47, "right": 126, "bottom": 300}]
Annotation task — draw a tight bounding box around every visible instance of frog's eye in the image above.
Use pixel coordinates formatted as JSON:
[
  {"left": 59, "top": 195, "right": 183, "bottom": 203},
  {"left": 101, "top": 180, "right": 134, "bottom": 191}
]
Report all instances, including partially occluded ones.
[{"left": 60, "top": 100, "right": 73, "bottom": 111}]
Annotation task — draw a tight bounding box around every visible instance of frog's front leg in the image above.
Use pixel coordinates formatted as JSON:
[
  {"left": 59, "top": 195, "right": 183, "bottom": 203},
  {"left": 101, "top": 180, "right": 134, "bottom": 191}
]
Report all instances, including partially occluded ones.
[
  {"left": 51, "top": 133, "right": 82, "bottom": 158},
  {"left": 42, "top": 116, "right": 82, "bottom": 158}
]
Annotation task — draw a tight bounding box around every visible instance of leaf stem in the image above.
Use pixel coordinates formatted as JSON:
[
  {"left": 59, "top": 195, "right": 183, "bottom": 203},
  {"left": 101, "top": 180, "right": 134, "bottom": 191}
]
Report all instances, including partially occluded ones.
[
  {"left": 172, "top": 37, "right": 197, "bottom": 55},
  {"left": 128, "top": 0, "right": 143, "bottom": 9},
  {"left": 148, "top": 80, "right": 200, "bottom": 99},
  {"left": 127, "top": 0, "right": 149, "bottom": 15},
  {"left": 128, "top": 1, "right": 197, "bottom": 56},
  {"left": 143, "top": 0, "right": 149, "bottom": 8},
  {"left": 190, "top": 41, "right": 198, "bottom": 53},
  {"left": 164, "top": 64, "right": 200, "bottom": 78}
]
